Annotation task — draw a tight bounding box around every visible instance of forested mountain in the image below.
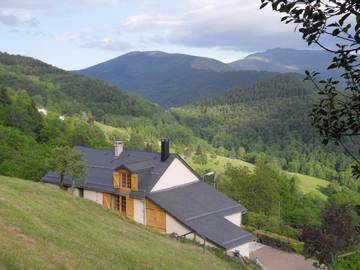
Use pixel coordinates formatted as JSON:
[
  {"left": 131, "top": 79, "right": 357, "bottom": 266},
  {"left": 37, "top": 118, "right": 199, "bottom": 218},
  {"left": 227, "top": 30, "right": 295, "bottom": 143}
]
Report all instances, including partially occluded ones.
[
  {"left": 2, "top": 51, "right": 354, "bottom": 188},
  {"left": 76, "top": 51, "right": 274, "bottom": 107},
  {"left": 0, "top": 52, "right": 160, "bottom": 118},
  {"left": 0, "top": 52, "right": 211, "bottom": 181},
  {"left": 172, "top": 74, "right": 356, "bottom": 187},
  {"left": 229, "top": 48, "right": 338, "bottom": 80}
]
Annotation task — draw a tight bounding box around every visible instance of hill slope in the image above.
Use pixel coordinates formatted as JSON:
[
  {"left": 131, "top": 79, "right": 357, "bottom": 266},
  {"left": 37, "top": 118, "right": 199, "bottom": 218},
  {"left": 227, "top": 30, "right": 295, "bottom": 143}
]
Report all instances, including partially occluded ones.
[
  {"left": 0, "top": 51, "right": 162, "bottom": 181},
  {"left": 0, "top": 175, "right": 252, "bottom": 270},
  {"left": 229, "top": 48, "right": 338, "bottom": 80},
  {"left": 0, "top": 51, "right": 161, "bottom": 119},
  {"left": 76, "top": 51, "right": 274, "bottom": 107},
  {"left": 173, "top": 74, "right": 354, "bottom": 184}
]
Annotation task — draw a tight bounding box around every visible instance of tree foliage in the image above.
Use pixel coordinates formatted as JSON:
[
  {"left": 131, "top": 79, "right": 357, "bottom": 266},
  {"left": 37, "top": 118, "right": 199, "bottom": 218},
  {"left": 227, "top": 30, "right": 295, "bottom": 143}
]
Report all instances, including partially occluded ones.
[
  {"left": 173, "top": 74, "right": 357, "bottom": 188},
  {"left": 49, "top": 147, "right": 86, "bottom": 189},
  {"left": 68, "top": 151, "right": 87, "bottom": 191},
  {"left": 260, "top": 0, "right": 360, "bottom": 178},
  {"left": 300, "top": 203, "right": 360, "bottom": 268}
]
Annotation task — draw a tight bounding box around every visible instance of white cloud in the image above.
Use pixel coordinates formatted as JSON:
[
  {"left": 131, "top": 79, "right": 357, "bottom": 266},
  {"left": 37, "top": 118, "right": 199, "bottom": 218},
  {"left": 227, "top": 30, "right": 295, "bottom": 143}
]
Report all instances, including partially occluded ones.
[
  {"left": 0, "top": 11, "right": 38, "bottom": 27},
  {"left": 0, "top": 0, "right": 119, "bottom": 28},
  {"left": 123, "top": 0, "right": 303, "bottom": 51},
  {"left": 81, "top": 38, "right": 133, "bottom": 51},
  {"left": 123, "top": 13, "right": 182, "bottom": 29},
  {"left": 0, "top": 0, "right": 118, "bottom": 10}
]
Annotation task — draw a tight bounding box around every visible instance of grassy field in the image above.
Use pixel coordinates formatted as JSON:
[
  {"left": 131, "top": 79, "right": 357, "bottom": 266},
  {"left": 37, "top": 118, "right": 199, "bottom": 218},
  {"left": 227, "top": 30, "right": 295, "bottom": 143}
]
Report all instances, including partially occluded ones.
[
  {"left": 289, "top": 173, "right": 329, "bottom": 199},
  {"left": 0, "top": 175, "right": 252, "bottom": 270},
  {"left": 186, "top": 155, "right": 256, "bottom": 174},
  {"left": 95, "top": 121, "right": 130, "bottom": 142},
  {"left": 185, "top": 155, "right": 328, "bottom": 198}
]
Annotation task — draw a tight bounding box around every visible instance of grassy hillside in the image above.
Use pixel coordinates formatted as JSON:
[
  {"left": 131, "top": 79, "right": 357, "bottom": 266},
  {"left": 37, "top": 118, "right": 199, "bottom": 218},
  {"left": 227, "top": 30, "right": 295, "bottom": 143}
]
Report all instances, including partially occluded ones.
[
  {"left": 185, "top": 154, "right": 328, "bottom": 198},
  {"left": 0, "top": 175, "right": 254, "bottom": 270},
  {"left": 289, "top": 173, "right": 329, "bottom": 198}
]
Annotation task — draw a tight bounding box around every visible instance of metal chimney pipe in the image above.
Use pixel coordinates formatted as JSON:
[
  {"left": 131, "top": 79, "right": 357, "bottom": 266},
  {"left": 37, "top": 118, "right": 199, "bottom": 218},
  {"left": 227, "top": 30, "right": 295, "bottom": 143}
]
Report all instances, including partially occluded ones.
[{"left": 114, "top": 141, "right": 124, "bottom": 157}]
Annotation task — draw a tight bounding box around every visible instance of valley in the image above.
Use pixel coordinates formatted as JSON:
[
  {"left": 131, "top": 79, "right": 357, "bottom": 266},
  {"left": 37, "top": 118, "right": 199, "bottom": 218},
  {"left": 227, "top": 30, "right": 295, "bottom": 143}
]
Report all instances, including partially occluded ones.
[
  {"left": 1, "top": 0, "right": 359, "bottom": 268},
  {"left": 0, "top": 49, "right": 358, "bottom": 270}
]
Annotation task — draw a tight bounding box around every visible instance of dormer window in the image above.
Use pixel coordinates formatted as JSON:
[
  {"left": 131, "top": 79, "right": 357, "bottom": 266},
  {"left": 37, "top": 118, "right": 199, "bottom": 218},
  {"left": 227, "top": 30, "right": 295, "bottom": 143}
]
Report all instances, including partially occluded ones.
[
  {"left": 127, "top": 174, "right": 132, "bottom": 189},
  {"left": 120, "top": 172, "right": 132, "bottom": 189},
  {"left": 121, "top": 173, "right": 126, "bottom": 187},
  {"left": 113, "top": 169, "right": 138, "bottom": 191}
]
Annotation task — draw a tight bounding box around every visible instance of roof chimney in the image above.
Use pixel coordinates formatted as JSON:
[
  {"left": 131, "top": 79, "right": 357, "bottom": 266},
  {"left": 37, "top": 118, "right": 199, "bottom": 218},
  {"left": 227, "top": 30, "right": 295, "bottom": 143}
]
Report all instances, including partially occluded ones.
[
  {"left": 161, "top": 139, "right": 170, "bottom": 162},
  {"left": 114, "top": 141, "right": 124, "bottom": 157}
]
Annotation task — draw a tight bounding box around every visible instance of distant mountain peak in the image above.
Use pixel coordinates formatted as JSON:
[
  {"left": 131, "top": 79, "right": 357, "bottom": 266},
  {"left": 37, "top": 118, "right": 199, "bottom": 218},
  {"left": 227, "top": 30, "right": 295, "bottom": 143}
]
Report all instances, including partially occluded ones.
[
  {"left": 76, "top": 51, "right": 272, "bottom": 107},
  {"left": 230, "top": 47, "right": 334, "bottom": 75}
]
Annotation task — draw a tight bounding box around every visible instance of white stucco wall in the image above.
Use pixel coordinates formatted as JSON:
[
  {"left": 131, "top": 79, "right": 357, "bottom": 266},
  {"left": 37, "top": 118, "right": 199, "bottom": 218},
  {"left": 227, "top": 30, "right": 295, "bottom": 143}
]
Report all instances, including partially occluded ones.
[
  {"left": 227, "top": 242, "right": 251, "bottom": 258},
  {"left": 134, "top": 199, "right": 145, "bottom": 224},
  {"left": 68, "top": 188, "right": 81, "bottom": 197},
  {"left": 166, "top": 214, "right": 192, "bottom": 236},
  {"left": 84, "top": 190, "right": 103, "bottom": 205},
  {"left": 225, "top": 212, "right": 242, "bottom": 227},
  {"left": 151, "top": 158, "right": 199, "bottom": 192},
  {"left": 165, "top": 214, "right": 218, "bottom": 247}
]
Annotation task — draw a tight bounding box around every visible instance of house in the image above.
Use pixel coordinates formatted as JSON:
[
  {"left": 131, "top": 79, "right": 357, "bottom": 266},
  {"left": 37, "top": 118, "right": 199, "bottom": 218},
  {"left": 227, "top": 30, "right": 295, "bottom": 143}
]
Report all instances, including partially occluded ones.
[{"left": 42, "top": 139, "right": 256, "bottom": 257}]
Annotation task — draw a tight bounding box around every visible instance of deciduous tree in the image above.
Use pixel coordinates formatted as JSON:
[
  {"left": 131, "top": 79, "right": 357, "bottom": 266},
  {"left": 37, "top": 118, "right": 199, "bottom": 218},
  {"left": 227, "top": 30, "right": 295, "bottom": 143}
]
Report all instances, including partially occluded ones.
[
  {"left": 260, "top": 0, "right": 360, "bottom": 178},
  {"left": 300, "top": 203, "right": 359, "bottom": 268},
  {"left": 49, "top": 146, "right": 86, "bottom": 189}
]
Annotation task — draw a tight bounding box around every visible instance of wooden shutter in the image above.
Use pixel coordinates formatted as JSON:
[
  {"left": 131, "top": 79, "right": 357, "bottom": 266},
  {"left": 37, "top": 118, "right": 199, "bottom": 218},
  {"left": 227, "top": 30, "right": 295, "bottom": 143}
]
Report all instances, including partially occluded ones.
[
  {"left": 103, "top": 193, "right": 112, "bottom": 209},
  {"left": 113, "top": 172, "right": 120, "bottom": 188},
  {"left": 131, "top": 174, "right": 138, "bottom": 191},
  {"left": 146, "top": 199, "right": 166, "bottom": 232},
  {"left": 126, "top": 196, "right": 134, "bottom": 219}
]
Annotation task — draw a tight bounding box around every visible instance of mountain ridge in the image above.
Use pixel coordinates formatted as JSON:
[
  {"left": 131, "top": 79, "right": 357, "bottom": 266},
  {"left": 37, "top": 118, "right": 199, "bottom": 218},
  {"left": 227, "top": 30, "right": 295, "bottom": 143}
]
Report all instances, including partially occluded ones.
[
  {"left": 229, "top": 48, "right": 336, "bottom": 76},
  {"left": 76, "top": 48, "right": 340, "bottom": 107},
  {"left": 76, "top": 50, "right": 275, "bottom": 107}
]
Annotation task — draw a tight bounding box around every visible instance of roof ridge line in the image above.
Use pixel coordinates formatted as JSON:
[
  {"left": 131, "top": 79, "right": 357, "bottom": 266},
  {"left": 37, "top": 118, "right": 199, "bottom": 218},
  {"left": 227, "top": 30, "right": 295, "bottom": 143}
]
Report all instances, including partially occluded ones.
[
  {"left": 87, "top": 165, "right": 114, "bottom": 169},
  {"left": 184, "top": 205, "right": 240, "bottom": 222}
]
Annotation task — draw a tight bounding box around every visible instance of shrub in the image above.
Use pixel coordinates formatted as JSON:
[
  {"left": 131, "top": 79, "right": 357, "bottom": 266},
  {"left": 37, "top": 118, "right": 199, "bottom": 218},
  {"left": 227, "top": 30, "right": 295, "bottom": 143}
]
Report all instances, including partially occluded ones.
[{"left": 253, "top": 230, "right": 304, "bottom": 254}]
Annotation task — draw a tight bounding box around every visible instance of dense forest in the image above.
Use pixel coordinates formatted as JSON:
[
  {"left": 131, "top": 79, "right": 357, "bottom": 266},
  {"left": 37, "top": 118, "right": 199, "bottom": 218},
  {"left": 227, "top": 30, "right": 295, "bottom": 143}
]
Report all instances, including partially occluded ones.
[
  {"left": 0, "top": 52, "right": 213, "bottom": 180},
  {"left": 172, "top": 74, "right": 357, "bottom": 190}
]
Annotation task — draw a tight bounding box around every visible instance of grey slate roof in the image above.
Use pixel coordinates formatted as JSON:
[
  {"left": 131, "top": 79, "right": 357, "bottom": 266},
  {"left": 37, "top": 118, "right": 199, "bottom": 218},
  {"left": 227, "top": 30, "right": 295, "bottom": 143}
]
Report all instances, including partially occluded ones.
[
  {"left": 42, "top": 145, "right": 255, "bottom": 250},
  {"left": 42, "top": 146, "right": 176, "bottom": 194},
  {"left": 148, "top": 181, "right": 256, "bottom": 250}
]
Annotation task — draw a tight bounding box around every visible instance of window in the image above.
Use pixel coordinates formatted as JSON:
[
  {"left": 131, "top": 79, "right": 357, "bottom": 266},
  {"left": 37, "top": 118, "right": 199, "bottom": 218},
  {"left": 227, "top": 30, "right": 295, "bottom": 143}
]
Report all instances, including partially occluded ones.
[
  {"left": 127, "top": 174, "right": 132, "bottom": 189},
  {"left": 121, "top": 173, "right": 126, "bottom": 188},
  {"left": 121, "top": 172, "right": 132, "bottom": 189},
  {"left": 113, "top": 195, "right": 120, "bottom": 210},
  {"left": 121, "top": 196, "right": 126, "bottom": 212}
]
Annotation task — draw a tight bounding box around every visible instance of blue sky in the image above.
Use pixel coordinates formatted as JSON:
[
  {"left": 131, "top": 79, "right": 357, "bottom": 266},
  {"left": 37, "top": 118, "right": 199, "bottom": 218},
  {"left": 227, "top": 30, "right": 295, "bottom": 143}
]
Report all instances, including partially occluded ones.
[{"left": 0, "top": 0, "right": 306, "bottom": 70}]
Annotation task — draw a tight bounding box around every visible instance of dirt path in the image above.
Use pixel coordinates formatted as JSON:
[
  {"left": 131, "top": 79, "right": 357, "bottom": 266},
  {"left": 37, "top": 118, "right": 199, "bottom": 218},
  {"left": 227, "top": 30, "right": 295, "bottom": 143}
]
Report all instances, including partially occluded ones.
[{"left": 250, "top": 245, "right": 317, "bottom": 270}]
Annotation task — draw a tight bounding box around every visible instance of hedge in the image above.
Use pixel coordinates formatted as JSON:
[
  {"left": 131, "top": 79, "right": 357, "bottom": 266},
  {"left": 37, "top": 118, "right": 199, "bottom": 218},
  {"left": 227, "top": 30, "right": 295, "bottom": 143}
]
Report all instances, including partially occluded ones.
[{"left": 253, "top": 230, "right": 304, "bottom": 254}]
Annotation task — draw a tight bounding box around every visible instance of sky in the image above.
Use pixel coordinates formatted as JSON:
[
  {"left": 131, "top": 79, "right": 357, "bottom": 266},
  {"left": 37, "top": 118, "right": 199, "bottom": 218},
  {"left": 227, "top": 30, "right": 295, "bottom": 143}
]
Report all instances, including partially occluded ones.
[{"left": 0, "top": 0, "right": 308, "bottom": 70}]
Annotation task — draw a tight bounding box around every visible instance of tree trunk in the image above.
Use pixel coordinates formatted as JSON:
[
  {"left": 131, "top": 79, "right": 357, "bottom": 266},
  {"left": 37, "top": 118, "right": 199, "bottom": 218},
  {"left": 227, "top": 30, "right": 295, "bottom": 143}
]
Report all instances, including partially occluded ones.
[
  {"left": 70, "top": 179, "right": 75, "bottom": 195},
  {"left": 59, "top": 172, "right": 65, "bottom": 189}
]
